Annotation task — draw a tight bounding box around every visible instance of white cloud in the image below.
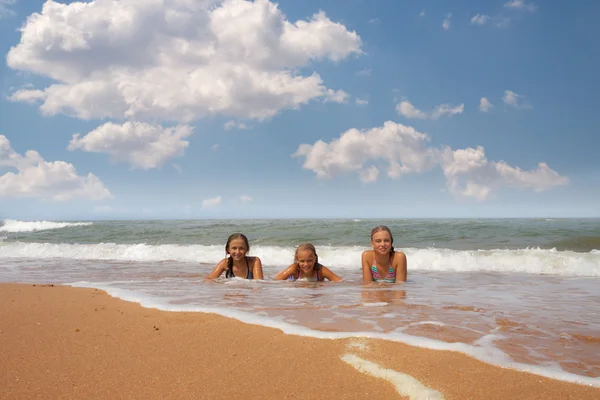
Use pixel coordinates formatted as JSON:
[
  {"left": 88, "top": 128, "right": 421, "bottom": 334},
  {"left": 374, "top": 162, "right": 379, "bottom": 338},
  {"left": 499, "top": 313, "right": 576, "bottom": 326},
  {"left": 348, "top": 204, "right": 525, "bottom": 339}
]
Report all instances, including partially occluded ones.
[
  {"left": 396, "top": 101, "right": 427, "bottom": 119},
  {"left": 419, "top": 10, "right": 425, "bottom": 17},
  {"left": 7, "top": 0, "right": 362, "bottom": 122},
  {"left": 359, "top": 166, "right": 379, "bottom": 183},
  {"left": 471, "top": 14, "right": 490, "bottom": 25},
  {"left": 355, "top": 98, "right": 368, "bottom": 106},
  {"left": 239, "top": 195, "right": 252, "bottom": 203},
  {"left": 68, "top": 122, "right": 193, "bottom": 170},
  {"left": 202, "top": 195, "right": 222, "bottom": 208},
  {"left": 479, "top": 97, "right": 493, "bottom": 112},
  {"left": 224, "top": 120, "right": 249, "bottom": 131},
  {"left": 0, "top": 134, "right": 112, "bottom": 201},
  {"left": 396, "top": 100, "right": 464, "bottom": 120},
  {"left": 356, "top": 68, "right": 371, "bottom": 77},
  {"left": 503, "top": 90, "right": 532, "bottom": 109},
  {"left": 293, "top": 122, "right": 568, "bottom": 200},
  {"left": 439, "top": 146, "right": 567, "bottom": 200},
  {"left": 211, "top": 144, "right": 220, "bottom": 152},
  {"left": 172, "top": 164, "right": 183, "bottom": 174},
  {"left": 292, "top": 121, "right": 437, "bottom": 182},
  {"left": 324, "top": 89, "right": 350, "bottom": 104},
  {"left": 442, "top": 13, "right": 452, "bottom": 30},
  {"left": 7, "top": 89, "right": 46, "bottom": 104},
  {"left": 368, "top": 18, "right": 380, "bottom": 24},
  {"left": 0, "top": 0, "right": 16, "bottom": 19},
  {"left": 504, "top": 0, "right": 537, "bottom": 12}
]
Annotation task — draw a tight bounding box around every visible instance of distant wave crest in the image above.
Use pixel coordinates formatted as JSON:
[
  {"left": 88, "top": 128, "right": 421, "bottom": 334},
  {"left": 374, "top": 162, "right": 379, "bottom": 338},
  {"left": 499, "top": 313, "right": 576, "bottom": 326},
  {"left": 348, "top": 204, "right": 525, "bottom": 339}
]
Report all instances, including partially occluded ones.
[
  {"left": 0, "top": 243, "right": 598, "bottom": 277},
  {"left": 0, "top": 219, "right": 93, "bottom": 233}
]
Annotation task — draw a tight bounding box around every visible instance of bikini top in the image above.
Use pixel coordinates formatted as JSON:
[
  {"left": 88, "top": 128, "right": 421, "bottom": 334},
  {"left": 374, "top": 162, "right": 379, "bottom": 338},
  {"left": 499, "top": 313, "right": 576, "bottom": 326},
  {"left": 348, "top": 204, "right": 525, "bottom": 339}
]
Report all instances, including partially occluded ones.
[
  {"left": 371, "top": 259, "right": 396, "bottom": 283},
  {"left": 225, "top": 257, "right": 254, "bottom": 279},
  {"left": 288, "top": 263, "right": 321, "bottom": 281}
]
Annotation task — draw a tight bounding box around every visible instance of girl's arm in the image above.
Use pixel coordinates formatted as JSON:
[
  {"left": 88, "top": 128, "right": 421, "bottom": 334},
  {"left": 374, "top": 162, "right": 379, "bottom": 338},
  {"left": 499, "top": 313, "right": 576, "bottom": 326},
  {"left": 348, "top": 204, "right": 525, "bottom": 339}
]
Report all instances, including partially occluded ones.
[
  {"left": 361, "top": 251, "right": 374, "bottom": 284},
  {"left": 320, "top": 266, "right": 342, "bottom": 282},
  {"left": 273, "top": 264, "right": 297, "bottom": 280},
  {"left": 394, "top": 252, "right": 407, "bottom": 283},
  {"left": 252, "top": 257, "right": 264, "bottom": 280},
  {"left": 205, "top": 258, "right": 228, "bottom": 280}
]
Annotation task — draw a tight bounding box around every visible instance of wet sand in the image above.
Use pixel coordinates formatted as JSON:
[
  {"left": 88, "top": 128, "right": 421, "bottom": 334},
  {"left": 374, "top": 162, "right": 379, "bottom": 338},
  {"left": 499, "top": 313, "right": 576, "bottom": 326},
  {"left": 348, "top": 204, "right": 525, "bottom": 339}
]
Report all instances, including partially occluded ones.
[{"left": 1, "top": 283, "right": 598, "bottom": 400}]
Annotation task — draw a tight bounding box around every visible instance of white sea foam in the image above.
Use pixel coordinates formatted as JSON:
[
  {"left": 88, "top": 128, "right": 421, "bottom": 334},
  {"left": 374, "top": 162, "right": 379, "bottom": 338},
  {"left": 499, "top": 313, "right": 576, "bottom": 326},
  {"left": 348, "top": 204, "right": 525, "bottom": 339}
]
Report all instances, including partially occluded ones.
[
  {"left": 0, "top": 243, "right": 599, "bottom": 276},
  {"left": 341, "top": 354, "right": 446, "bottom": 399},
  {"left": 0, "top": 219, "right": 93, "bottom": 233}
]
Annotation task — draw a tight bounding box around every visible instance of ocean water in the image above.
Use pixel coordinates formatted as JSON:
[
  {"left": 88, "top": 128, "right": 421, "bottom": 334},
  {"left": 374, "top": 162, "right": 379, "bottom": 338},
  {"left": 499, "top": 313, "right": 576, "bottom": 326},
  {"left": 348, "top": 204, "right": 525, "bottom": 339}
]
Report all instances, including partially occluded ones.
[{"left": 0, "top": 218, "right": 599, "bottom": 387}]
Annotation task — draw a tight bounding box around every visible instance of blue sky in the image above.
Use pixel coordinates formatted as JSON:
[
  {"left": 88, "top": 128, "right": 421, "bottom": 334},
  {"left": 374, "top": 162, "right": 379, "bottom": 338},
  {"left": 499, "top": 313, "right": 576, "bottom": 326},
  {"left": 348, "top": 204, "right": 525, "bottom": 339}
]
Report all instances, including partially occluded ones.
[{"left": 0, "top": 0, "right": 599, "bottom": 220}]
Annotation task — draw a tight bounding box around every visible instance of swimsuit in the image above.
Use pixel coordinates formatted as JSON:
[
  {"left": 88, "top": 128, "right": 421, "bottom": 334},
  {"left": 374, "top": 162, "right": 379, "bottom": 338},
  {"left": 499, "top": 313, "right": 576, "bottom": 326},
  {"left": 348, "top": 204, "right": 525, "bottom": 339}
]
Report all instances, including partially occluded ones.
[
  {"left": 371, "top": 259, "right": 396, "bottom": 283},
  {"left": 288, "top": 264, "right": 321, "bottom": 282},
  {"left": 225, "top": 257, "right": 254, "bottom": 279}
]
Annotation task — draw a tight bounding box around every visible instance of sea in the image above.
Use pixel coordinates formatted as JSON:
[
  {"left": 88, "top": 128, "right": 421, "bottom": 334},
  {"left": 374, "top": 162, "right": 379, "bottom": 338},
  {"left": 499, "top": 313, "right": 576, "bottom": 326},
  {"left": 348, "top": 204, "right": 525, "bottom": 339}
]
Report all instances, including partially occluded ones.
[{"left": 0, "top": 218, "right": 599, "bottom": 387}]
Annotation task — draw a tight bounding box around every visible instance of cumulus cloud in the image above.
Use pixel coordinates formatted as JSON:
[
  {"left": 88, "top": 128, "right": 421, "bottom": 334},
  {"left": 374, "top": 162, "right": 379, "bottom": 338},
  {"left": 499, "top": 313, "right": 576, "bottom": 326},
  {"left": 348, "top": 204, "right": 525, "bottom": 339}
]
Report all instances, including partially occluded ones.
[
  {"left": 0, "top": 134, "right": 112, "bottom": 201},
  {"left": 442, "top": 13, "right": 452, "bottom": 30},
  {"left": 239, "top": 195, "right": 252, "bottom": 203},
  {"left": 292, "top": 121, "right": 437, "bottom": 181},
  {"left": 7, "top": 0, "right": 362, "bottom": 122},
  {"left": 293, "top": 121, "right": 568, "bottom": 200},
  {"left": 503, "top": 90, "right": 531, "bottom": 109},
  {"left": 504, "top": 0, "right": 537, "bottom": 12},
  {"left": 355, "top": 98, "right": 368, "bottom": 106},
  {"left": 68, "top": 122, "right": 193, "bottom": 170},
  {"left": 396, "top": 100, "right": 464, "bottom": 120},
  {"left": 471, "top": 14, "right": 490, "bottom": 25},
  {"left": 7, "top": 88, "right": 45, "bottom": 104},
  {"left": 439, "top": 146, "right": 566, "bottom": 200},
  {"left": 479, "top": 97, "right": 493, "bottom": 112},
  {"left": 202, "top": 195, "right": 222, "bottom": 208}
]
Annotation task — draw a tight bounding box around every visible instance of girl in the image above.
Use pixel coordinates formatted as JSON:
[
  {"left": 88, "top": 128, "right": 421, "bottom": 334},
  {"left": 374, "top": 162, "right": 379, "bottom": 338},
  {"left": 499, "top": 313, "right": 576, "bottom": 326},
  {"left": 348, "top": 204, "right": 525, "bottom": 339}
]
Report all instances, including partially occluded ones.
[
  {"left": 361, "top": 226, "right": 407, "bottom": 284},
  {"left": 274, "top": 243, "right": 342, "bottom": 282},
  {"left": 206, "top": 233, "right": 264, "bottom": 280}
]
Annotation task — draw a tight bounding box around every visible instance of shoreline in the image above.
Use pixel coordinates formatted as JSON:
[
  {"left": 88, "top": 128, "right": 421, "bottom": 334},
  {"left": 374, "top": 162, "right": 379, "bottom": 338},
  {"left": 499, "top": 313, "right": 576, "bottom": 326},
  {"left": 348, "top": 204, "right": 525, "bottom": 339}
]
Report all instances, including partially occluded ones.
[{"left": 1, "top": 283, "right": 599, "bottom": 399}]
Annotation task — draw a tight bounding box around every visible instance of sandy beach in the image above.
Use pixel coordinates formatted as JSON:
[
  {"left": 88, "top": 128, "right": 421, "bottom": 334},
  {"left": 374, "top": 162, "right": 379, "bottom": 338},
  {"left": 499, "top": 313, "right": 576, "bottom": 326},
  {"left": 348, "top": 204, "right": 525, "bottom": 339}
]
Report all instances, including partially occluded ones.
[{"left": 1, "top": 283, "right": 598, "bottom": 400}]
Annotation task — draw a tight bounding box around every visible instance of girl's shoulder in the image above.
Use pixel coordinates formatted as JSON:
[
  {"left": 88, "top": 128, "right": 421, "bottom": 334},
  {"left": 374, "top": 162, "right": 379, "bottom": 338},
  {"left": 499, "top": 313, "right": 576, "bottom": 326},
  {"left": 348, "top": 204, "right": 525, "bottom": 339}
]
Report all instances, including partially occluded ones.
[
  {"left": 361, "top": 249, "right": 375, "bottom": 257},
  {"left": 392, "top": 251, "right": 407, "bottom": 262}
]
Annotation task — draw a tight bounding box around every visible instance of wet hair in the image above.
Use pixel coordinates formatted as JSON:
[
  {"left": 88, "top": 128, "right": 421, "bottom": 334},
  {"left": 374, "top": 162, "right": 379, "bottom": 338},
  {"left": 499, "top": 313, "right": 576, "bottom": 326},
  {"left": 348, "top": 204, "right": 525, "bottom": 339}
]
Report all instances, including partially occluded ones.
[
  {"left": 225, "top": 233, "right": 250, "bottom": 270},
  {"left": 294, "top": 243, "right": 321, "bottom": 271},
  {"left": 370, "top": 225, "right": 395, "bottom": 256}
]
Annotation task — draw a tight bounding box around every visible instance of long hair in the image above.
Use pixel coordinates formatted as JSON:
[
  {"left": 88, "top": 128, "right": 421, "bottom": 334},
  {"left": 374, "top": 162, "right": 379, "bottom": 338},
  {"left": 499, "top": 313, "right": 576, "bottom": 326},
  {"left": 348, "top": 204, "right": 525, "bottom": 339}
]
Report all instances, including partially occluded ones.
[
  {"left": 370, "top": 225, "right": 395, "bottom": 256},
  {"left": 225, "top": 233, "right": 250, "bottom": 270},
  {"left": 294, "top": 243, "right": 321, "bottom": 271}
]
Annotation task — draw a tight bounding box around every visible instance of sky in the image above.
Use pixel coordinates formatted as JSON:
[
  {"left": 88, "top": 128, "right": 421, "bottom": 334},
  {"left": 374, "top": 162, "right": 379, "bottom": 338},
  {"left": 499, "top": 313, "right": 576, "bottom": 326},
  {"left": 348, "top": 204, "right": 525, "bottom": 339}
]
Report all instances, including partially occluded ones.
[{"left": 0, "top": 0, "right": 599, "bottom": 220}]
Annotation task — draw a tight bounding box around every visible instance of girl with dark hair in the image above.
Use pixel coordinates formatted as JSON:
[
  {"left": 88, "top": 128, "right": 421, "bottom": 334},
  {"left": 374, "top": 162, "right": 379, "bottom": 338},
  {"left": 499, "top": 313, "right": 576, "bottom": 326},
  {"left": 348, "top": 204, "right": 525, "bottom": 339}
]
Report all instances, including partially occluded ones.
[
  {"left": 361, "top": 226, "right": 407, "bottom": 284},
  {"left": 274, "top": 243, "right": 342, "bottom": 282},
  {"left": 206, "top": 233, "right": 264, "bottom": 280}
]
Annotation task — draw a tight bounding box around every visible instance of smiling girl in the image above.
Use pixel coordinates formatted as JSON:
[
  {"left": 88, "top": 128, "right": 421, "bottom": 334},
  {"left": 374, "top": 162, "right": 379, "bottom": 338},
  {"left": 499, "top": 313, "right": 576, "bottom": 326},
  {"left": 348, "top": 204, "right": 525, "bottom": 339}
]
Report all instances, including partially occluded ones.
[
  {"left": 361, "top": 226, "right": 407, "bottom": 284},
  {"left": 206, "top": 233, "right": 264, "bottom": 280},
  {"left": 274, "top": 243, "right": 342, "bottom": 282}
]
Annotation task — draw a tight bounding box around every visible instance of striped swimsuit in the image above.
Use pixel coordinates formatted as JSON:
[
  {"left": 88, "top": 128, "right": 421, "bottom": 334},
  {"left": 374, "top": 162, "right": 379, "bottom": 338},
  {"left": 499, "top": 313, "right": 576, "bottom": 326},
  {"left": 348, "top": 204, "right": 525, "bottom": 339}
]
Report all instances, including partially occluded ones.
[{"left": 371, "top": 259, "right": 396, "bottom": 283}]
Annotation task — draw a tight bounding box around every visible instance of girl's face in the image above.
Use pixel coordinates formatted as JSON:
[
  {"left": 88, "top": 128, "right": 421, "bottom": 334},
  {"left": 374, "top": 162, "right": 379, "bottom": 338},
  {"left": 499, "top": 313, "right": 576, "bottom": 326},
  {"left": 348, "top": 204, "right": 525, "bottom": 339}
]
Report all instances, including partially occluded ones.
[
  {"left": 227, "top": 238, "right": 248, "bottom": 261},
  {"left": 371, "top": 231, "right": 392, "bottom": 255},
  {"left": 296, "top": 249, "right": 317, "bottom": 273}
]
